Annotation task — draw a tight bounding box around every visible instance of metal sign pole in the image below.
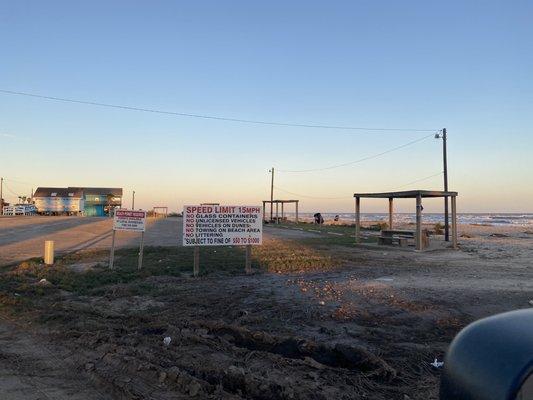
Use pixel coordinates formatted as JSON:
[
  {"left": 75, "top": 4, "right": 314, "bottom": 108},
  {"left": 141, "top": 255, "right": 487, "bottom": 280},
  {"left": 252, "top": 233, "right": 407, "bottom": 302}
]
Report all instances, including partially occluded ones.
[
  {"left": 245, "top": 244, "right": 252, "bottom": 274},
  {"left": 109, "top": 229, "right": 116, "bottom": 269},
  {"left": 193, "top": 246, "right": 200, "bottom": 277},
  {"left": 138, "top": 231, "right": 145, "bottom": 270}
]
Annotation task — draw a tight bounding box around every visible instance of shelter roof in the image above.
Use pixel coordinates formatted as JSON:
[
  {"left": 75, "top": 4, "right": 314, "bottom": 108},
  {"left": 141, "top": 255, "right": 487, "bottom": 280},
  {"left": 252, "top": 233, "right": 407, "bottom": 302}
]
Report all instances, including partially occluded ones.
[{"left": 353, "top": 190, "right": 458, "bottom": 199}]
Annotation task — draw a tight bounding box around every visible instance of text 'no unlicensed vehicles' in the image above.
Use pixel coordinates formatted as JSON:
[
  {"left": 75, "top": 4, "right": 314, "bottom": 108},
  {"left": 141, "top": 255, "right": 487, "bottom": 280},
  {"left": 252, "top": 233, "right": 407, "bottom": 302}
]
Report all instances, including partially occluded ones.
[{"left": 183, "top": 205, "right": 263, "bottom": 246}]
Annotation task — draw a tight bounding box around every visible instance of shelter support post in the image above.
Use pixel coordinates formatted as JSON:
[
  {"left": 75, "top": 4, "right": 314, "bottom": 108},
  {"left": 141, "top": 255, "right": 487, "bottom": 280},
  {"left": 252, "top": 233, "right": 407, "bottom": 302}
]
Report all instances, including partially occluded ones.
[
  {"left": 281, "top": 202, "right": 284, "bottom": 221},
  {"left": 444, "top": 196, "right": 449, "bottom": 242},
  {"left": 451, "top": 196, "right": 458, "bottom": 249},
  {"left": 270, "top": 167, "right": 274, "bottom": 222},
  {"left": 355, "top": 197, "right": 361, "bottom": 243},
  {"left": 388, "top": 197, "right": 393, "bottom": 229},
  {"left": 416, "top": 195, "right": 422, "bottom": 250},
  {"left": 295, "top": 201, "right": 299, "bottom": 224},
  {"left": 275, "top": 202, "right": 279, "bottom": 224},
  {"left": 262, "top": 201, "right": 266, "bottom": 223}
]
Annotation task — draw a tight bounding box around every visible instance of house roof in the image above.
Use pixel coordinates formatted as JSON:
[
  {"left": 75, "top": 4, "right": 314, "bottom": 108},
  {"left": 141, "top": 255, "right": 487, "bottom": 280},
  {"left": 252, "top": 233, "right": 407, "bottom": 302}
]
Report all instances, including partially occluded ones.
[
  {"left": 33, "top": 187, "right": 123, "bottom": 198},
  {"left": 34, "top": 187, "right": 84, "bottom": 198},
  {"left": 76, "top": 187, "right": 123, "bottom": 196}
]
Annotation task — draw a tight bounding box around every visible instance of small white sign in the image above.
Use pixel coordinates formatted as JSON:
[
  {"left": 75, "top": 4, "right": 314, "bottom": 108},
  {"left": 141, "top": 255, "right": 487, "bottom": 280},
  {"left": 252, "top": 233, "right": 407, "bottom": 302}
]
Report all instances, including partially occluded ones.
[
  {"left": 114, "top": 209, "right": 147, "bottom": 232},
  {"left": 183, "top": 205, "right": 263, "bottom": 246}
]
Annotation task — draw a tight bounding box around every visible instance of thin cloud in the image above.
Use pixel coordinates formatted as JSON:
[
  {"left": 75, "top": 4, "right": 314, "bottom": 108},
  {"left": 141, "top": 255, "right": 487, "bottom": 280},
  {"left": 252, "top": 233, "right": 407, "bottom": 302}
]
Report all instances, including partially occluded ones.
[{"left": 1, "top": 133, "right": 17, "bottom": 138}]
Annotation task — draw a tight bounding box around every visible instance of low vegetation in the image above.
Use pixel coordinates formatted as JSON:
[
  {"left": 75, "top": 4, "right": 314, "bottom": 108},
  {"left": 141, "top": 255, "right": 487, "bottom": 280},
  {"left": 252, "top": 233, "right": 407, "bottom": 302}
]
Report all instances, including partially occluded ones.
[
  {"left": 434, "top": 222, "right": 445, "bottom": 235},
  {"left": 0, "top": 237, "right": 345, "bottom": 314},
  {"left": 272, "top": 221, "right": 385, "bottom": 236}
]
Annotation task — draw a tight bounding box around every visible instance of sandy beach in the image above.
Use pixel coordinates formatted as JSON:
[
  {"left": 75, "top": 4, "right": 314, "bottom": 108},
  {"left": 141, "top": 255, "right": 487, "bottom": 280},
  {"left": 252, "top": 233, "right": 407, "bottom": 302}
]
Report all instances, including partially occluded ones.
[{"left": 0, "top": 216, "right": 532, "bottom": 399}]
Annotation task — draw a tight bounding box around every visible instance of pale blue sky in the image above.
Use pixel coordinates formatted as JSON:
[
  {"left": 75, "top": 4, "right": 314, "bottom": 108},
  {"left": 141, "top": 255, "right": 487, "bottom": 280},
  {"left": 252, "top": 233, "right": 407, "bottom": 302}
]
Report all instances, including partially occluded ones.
[{"left": 1, "top": 1, "right": 531, "bottom": 212}]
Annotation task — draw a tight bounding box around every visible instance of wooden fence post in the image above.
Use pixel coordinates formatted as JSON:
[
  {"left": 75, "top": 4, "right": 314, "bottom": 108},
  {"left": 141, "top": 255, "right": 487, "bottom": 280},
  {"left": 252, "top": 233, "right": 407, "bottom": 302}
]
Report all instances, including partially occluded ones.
[{"left": 44, "top": 240, "right": 54, "bottom": 265}]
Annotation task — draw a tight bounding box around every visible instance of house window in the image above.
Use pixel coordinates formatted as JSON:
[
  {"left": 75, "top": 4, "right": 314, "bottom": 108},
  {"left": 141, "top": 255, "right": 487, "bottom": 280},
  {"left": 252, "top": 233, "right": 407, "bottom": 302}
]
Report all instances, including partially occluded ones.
[
  {"left": 68, "top": 193, "right": 74, "bottom": 197},
  {"left": 51, "top": 193, "right": 57, "bottom": 197}
]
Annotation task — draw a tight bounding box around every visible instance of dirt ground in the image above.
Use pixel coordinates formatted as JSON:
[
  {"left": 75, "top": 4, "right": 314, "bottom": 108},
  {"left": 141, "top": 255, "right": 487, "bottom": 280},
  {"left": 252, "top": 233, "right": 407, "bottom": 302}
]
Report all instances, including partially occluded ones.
[{"left": 0, "top": 216, "right": 532, "bottom": 399}]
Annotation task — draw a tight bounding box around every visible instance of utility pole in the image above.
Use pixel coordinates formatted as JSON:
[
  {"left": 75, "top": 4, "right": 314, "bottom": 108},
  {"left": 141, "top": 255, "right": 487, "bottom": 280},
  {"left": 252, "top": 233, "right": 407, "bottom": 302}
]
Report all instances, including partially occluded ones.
[
  {"left": 0, "top": 177, "right": 3, "bottom": 216},
  {"left": 269, "top": 168, "right": 274, "bottom": 222},
  {"left": 132, "top": 190, "right": 135, "bottom": 210},
  {"left": 442, "top": 128, "right": 449, "bottom": 241}
]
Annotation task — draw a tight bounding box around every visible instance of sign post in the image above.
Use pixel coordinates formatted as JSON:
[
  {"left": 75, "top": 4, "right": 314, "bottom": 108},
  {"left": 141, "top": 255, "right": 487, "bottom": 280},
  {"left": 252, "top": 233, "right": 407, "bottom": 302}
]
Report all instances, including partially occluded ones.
[
  {"left": 193, "top": 246, "right": 200, "bottom": 277},
  {"left": 109, "top": 230, "right": 116, "bottom": 269},
  {"left": 183, "top": 205, "right": 263, "bottom": 276},
  {"left": 138, "top": 231, "right": 145, "bottom": 270},
  {"left": 110, "top": 209, "right": 147, "bottom": 269},
  {"left": 245, "top": 245, "right": 252, "bottom": 274}
]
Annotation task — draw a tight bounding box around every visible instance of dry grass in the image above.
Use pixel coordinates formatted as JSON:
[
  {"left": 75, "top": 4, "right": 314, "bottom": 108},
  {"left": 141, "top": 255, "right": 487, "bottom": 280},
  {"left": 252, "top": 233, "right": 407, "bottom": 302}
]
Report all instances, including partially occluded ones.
[{"left": 0, "top": 238, "right": 343, "bottom": 312}]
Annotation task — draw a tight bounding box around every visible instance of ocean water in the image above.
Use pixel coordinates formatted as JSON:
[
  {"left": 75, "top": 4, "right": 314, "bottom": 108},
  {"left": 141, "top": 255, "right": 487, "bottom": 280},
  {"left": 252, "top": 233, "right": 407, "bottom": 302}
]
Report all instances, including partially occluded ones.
[{"left": 283, "top": 213, "right": 533, "bottom": 227}]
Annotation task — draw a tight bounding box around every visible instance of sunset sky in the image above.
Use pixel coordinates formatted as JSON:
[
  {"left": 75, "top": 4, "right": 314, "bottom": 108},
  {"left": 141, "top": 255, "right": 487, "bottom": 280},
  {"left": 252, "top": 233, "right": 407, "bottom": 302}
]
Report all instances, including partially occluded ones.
[{"left": 1, "top": 1, "right": 531, "bottom": 213}]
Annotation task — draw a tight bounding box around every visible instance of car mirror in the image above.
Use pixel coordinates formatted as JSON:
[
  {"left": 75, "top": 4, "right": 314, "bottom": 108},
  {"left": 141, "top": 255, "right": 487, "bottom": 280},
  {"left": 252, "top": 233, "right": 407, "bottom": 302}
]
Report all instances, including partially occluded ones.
[{"left": 440, "top": 309, "right": 533, "bottom": 399}]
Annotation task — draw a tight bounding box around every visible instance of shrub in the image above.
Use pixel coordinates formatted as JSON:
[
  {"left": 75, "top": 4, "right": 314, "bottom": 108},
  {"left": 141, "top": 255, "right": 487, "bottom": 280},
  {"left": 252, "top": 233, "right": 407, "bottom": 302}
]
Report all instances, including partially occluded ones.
[
  {"left": 434, "top": 222, "right": 445, "bottom": 235},
  {"left": 366, "top": 222, "right": 389, "bottom": 231}
]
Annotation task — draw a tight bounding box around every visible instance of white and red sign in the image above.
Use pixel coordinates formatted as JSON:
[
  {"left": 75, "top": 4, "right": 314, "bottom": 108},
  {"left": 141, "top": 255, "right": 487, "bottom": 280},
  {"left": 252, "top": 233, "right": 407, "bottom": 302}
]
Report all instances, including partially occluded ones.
[
  {"left": 113, "top": 209, "right": 147, "bottom": 232},
  {"left": 183, "top": 205, "right": 263, "bottom": 246}
]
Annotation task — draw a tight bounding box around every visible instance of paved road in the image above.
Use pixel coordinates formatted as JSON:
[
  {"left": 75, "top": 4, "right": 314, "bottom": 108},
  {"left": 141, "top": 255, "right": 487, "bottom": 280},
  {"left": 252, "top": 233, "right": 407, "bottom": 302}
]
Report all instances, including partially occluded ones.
[
  {"left": 0, "top": 216, "right": 317, "bottom": 266},
  {"left": 0, "top": 216, "right": 181, "bottom": 266}
]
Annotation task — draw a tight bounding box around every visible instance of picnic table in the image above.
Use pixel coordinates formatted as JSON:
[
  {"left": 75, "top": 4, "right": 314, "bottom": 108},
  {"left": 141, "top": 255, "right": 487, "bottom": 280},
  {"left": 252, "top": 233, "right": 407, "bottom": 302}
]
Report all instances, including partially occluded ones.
[
  {"left": 378, "top": 229, "right": 430, "bottom": 249},
  {"left": 378, "top": 229, "right": 416, "bottom": 247}
]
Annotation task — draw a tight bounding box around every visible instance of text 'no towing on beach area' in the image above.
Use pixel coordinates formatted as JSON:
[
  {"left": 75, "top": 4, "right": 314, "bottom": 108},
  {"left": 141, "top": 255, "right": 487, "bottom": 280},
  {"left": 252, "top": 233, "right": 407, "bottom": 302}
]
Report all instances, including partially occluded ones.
[{"left": 183, "top": 205, "right": 263, "bottom": 246}]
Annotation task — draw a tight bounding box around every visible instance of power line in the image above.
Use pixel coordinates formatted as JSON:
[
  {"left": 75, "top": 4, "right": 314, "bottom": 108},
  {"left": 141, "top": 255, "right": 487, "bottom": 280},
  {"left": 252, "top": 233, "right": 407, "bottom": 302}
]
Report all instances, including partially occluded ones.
[
  {"left": 0, "top": 89, "right": 438, "bottom": 132},
  {"left": 277, "top": 133, "right": 437, "bottom": 173},
  {"left": 4, "top": 178, "right": 35, "bottom": 187},
  {"left": 3, "top": 181, "right": 23, "bottom": 198},
  {"left": 274, "top": 186, "right": 352, "bottom": 200},
  {"left": 274, "top": 171, "right": 444, "bottom": 200},
  {"left": 392, "top": 171, "right": 443, "bottom": 190}
]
